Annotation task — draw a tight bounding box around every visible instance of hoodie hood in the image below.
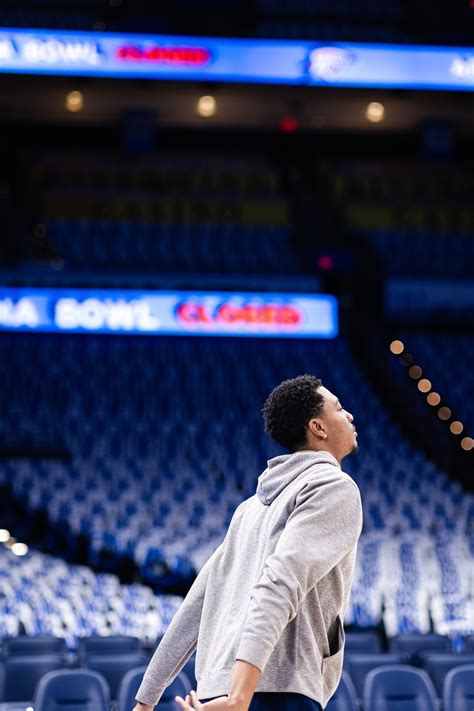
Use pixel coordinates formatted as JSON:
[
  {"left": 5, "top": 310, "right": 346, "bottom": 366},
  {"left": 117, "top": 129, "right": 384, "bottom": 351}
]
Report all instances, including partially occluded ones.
[{"left": 256, "top": 450, "right": 341, "bottom": 505}]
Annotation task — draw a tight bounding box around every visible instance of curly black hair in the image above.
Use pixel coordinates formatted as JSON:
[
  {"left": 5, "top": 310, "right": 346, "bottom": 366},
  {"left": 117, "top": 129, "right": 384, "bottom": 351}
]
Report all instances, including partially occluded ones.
[{"left": 262, "top": 374, "right": 324, "bottom": 452}]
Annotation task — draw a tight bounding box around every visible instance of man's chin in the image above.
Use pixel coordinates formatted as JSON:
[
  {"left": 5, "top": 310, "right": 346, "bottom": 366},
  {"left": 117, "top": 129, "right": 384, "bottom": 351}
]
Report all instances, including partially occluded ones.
[{"left": 341, "top": 442, "right": 359, "bottom": 462}]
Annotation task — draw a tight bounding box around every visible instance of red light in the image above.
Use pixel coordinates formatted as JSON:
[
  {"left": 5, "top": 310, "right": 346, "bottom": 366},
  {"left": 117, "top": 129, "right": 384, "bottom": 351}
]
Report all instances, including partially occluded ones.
[
  {"left": 117, "top": 46, "right": 211, "bottom": 64},
  {"left": 279, "top": 116, "right": 298, "bottom": 133},
  {"left": 216, "top": 303, "right": 300, "bottom": 325},
  {"left": 317, "top": 255, "right": 334, "bottom": 270},
  {"left": 176, "top": 301, "right": 301, "bottom": 326},
  {"left": 176, "top": 303, "right": 210, "bottom": 323}
]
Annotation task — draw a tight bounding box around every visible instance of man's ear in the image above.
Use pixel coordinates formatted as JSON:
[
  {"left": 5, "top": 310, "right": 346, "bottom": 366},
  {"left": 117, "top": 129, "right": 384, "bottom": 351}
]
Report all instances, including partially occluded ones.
[{"left": 308, "top": 417, "right": 327, "bottom": 440}]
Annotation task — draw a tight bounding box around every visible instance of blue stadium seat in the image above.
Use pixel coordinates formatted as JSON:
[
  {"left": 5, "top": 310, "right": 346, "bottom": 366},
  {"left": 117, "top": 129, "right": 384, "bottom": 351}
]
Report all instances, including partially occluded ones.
[
  {"left": 443, "top": 664, "right": 474, "bottom": 711},
  {"left": 325, "top": 670, "right": 358, "bottom": 710},
  {"left": 117, "top": 667, "right": 192, "bottom": 711},
  {"left": 345, "top": 631, "right": 382, "bottom": 653},
  {"left": 116, "top": 666, "right": 147, "bottom": 711},
  {"left": 0, "top": 655, "right": 66, "bottom": 702},
  {"left": 33, "top": 669, "right": 110, "bottom": 711},
  {"left": 78, "top": 635, "right": 141, "bottom": 660},
  {"left": 420, "top": 653, "right": 474, "bottom": 697},
  {"left": 389, "top": 633, "right": 451, "bottom": 662},
  {"left": 3, "top": 636, "right": 67, "bottom": 657},
  {"left": 158, "top": 671, "right": 192, "bottom": 709},
  {"left": 363, "top": 665, "right": 438, "bottom": 711},
  {"left": 344, "top": 653, "right": 403, "bottom": 698},
  {"left": 117, "top": 668, "right": 190, "bottom": 711},
  {"left": 85, "top": 652, "right": 149, "bottom": 700}
]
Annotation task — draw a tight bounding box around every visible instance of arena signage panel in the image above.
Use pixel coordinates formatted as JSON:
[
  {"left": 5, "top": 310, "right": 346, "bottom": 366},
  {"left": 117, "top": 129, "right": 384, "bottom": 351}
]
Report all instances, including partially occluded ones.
[
  {"left": 0, "top": 28, "right": 473, "bottom": 91},
  {"left": 0, "top": 287, "right": 338, "bottom": 338}
]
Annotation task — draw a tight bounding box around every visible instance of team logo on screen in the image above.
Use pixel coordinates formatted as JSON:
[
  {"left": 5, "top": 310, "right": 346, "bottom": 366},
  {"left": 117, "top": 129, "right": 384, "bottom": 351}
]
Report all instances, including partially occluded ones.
[
  {"left": 450, "top": 55, "right": 474, "bottom": 79},
  {"left": 307, "top": 46, "right": 353, "bottom": 81}
]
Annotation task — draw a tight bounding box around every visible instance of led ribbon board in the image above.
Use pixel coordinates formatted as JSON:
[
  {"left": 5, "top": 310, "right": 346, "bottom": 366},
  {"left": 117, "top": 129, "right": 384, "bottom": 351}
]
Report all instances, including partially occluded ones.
[
  {"left": 0, "top": 287, "right": 338, "bottom": 338},
  {"left": 0, "top": 28, "right": 474, "bottom": 90}
]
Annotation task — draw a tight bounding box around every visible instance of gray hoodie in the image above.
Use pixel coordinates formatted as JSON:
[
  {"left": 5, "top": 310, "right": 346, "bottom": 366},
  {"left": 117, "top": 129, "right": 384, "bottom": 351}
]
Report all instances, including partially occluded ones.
[{"left": 136, "top": 450, "right": 363, "bottom": 709}]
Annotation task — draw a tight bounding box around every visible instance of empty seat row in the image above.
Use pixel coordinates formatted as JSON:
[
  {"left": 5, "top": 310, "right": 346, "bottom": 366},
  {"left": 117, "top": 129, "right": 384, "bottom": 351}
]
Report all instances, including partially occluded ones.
[
  {"left": 329, "top": 664, "right": 474, "bottom": 711},
  {"left": 0, "top": 666, "right": 191, "bottom": 710},
  {"left": 2, "top": 633, "right": 474, "bottom": 701},
  {"left": 43, "top": 219, "right": 299, "bottom": 274},
  {"left": 32, "top": 151, "right": 279, "bottom": 197},
  {"left": 2, "top": 662, "right": 474, "bottom": 710},
  {"left": 331, "top": 164, "right": 474, "bottom": 201},
  {"left": 0, "top": 653, "right": 149, "bottom": 702},
  {"left": 362, "top": 229, "right": 474, "bottom": 277},
  {"left": 343, "top": 651, "right": 474, "bottom": 698},
  {"left": 0, "top": 548, "right": 182, "bottom": 648},
  {"left": 397, "top": 331, "right": 474, "bottom": 435}
]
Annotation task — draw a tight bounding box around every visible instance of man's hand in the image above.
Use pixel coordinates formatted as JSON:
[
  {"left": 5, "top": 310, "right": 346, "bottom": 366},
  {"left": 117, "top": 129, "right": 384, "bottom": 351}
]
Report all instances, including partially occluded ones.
[
  {"left": 134, "top": 659, "right": 259, "bottom": 711},
  {"left": 175, "top": 690, "right": 248, "bottom": 710},
  {"left": 132, "top": 691, "right": 247, "bottom": 711},
  {"left": 175, "top": 659, "right": 260, "bottom": 710}
]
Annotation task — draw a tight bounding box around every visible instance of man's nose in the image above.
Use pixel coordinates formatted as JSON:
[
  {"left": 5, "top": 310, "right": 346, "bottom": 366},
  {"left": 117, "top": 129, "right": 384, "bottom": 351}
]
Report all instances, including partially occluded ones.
[{"left": 347, "top": 411, "right": 354, "bottom": 422}]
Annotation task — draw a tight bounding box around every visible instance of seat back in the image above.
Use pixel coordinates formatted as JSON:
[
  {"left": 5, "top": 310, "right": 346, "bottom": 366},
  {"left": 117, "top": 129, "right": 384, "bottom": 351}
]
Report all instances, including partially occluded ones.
[
  {"left": 345, "top": 632, "right": 382, "bottom": 654},
  {"left": 326, "top": 670, "right": 358, "bottom": 710},
  {"left": 117, "top": 667, "right": 190, "bottom": 711},
  {"left": 443, "top": 664, "right": 474, "bottom": 711},
  {"left": 116, "top": 666, "right": 148, "bottom": 711},
  {"left": 79, "top": 635, "right": 141, "bottom": 660},
  {"left": 33, "top": 669, "right": 110, "bottom": 711},
  {"left": 1, "top": 654, "right": 66, "bottom": 702},
  {"left": 389, "top": 634, "right": 450, "bottom": 662},
  {"left": 421, "top": 653, "right": 474, "bottom": 696},
  {"left": 85, "top": 652, "right": 148, "bottom": 700},
  {"left": 363, "top": 664, "right": 438, "bottom": 711},
  {"left": 344, "top": 653, "right": 403, "bottom": 698},
  {"left": 160, "top": 671, "right": 191, "bottom": 702},
  {"left": 3, "top": 636, "right": 67, "bottom": 657}
]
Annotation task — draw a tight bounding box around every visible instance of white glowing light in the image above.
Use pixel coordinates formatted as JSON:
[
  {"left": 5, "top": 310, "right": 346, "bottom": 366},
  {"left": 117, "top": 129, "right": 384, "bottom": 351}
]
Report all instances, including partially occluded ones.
[
  {"left": 11, "top": 542, "right": 29, "bottom": 556},
  {"left": 66, "top": 90, "right": 84, "bottom": 112},
  {"left": 197, "top": 95, "right": 216, "bottom": 117},
  {"left": 366, "top": 102, "right": 385, "bottom": 123}
]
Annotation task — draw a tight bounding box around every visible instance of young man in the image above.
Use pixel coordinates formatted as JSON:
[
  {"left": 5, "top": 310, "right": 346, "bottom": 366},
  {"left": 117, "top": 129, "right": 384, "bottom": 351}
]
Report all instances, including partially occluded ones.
[{"left": 134, "top": 374, "right": 363, "bottom": 711}]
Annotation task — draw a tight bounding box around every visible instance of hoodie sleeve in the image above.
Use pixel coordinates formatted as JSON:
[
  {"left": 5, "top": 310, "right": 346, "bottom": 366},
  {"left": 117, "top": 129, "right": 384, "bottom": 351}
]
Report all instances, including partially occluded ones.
[
  {"left": 235, "top": 478, "right": 362, "bottom": 673},
  {"left": 135, "top": 539, "right": 225, "bottom": 706}
]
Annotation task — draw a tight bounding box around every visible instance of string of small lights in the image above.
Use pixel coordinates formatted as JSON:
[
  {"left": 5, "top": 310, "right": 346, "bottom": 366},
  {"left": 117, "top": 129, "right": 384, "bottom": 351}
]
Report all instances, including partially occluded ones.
[{"left": 389, "top": 339, "right": 473, "bottom": 451}]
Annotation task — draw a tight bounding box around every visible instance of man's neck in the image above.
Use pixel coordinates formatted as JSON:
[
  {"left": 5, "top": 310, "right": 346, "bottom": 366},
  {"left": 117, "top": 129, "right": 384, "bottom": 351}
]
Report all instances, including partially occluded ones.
[{"left": 293, "top": 446, "right": 342, "bottom": 467}]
